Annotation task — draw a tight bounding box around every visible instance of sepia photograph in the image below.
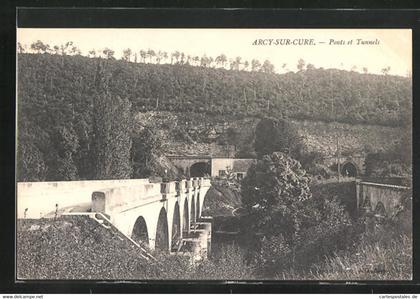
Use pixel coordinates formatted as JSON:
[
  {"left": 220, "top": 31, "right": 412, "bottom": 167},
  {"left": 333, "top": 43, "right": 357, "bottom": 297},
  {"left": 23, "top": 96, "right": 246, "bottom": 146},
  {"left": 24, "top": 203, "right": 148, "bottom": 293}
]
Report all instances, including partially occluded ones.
[{"left": 16, "top": 28, "right": 412, "bottom": 281}]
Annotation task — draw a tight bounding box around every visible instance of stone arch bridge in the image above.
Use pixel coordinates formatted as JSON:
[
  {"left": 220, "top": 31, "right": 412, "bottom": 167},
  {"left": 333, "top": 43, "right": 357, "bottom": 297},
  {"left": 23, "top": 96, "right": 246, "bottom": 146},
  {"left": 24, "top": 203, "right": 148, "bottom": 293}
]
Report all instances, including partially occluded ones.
[
  {"left": 356, "top": 180, "right": 411, "bottom": 218},
  {"left": 17, "top": 178, "right": 212, "bottom": 254}
]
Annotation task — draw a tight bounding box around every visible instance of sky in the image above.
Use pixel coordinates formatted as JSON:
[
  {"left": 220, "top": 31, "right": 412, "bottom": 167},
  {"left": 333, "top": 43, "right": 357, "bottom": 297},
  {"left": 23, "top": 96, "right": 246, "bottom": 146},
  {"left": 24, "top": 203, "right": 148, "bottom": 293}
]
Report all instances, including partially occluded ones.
[{"left": 17, "top": 28, "right": 412, "bottom": 76}]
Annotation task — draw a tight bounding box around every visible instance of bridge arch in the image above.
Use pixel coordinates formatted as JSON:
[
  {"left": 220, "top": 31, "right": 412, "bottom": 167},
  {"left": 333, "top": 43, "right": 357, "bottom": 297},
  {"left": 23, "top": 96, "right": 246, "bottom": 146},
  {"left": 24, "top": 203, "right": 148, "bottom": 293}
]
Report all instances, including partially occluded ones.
[
  {"left": 183, "top": 197, "right": 189, "bottom": 234},
  {"left": 341, "top": 161, "right": 358, "bottom": 177},
  {"left": 191, "top": 194, "right": 196, "bottom": 224},
  {"left": 362, "top": 198, "right": 372, "bottom": 212},
  {"left": 171, "top": 202, "right": 181, "bottom": 250},
  {"left": 196, "top": 193, "right": 201, "bottom": 220},
  {"left": 190, "top": 162, "right": 210, "bottom": 177},
  {"left": 374, "top": 201, "right": 386, "bottom": 217},
  {"left": 155, "top": 207, "right": 169, "bottom": 252},
  {"left": 131, "top": 216, "right": 149, "bottom": 246}
]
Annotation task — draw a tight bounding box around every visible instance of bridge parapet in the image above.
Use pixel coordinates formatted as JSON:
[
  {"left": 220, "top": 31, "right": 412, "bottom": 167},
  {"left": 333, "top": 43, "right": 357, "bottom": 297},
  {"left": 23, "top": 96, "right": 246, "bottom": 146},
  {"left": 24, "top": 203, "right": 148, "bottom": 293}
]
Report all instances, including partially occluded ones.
[
  {"left": 201, "top": 178, "right": 211, "bottom": 187},
  {"left": 175, "top": 180, "right": 184, "bottom": 194},
  {"left": 185, "top": 180, "right": 192, "bottom": 190},
  {"left": 192, "top": 178, "right": 199, "bottom": 188},
  {"left": 161, "top": 181, "right": 177, "bottom": 195},
  {"left": 92, "top": 183, "right": 162, "bottom": 217}
]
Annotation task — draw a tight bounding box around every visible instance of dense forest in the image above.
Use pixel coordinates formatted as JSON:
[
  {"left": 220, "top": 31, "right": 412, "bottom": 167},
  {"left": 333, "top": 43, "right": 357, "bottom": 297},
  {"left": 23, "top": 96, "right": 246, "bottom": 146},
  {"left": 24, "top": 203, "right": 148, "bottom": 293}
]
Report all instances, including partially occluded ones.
[{"left": 17, "top": 52, "right": 412, "bottom": 181}]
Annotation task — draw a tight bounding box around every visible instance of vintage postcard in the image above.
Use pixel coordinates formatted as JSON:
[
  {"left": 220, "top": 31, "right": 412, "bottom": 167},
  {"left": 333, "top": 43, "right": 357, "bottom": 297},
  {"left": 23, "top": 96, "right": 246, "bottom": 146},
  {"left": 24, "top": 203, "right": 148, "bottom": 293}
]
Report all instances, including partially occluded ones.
[{"left": 16, "top": 28, "right": 412, "bottom": 280}]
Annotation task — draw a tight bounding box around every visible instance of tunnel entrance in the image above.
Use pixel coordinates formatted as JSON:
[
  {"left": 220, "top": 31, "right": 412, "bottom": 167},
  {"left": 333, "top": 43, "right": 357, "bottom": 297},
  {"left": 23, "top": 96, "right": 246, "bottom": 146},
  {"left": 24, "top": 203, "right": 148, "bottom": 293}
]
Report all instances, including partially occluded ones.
[
  {"left": 131, "top": 216, "right": 149, "bottom": 246},
  {"left": 183, "top": 198, "right": 189, "bottom": 234},
  {"left": 171, "top": 202, "right": 181, "bottom": 251},
  {"left": 190, "top": 162, "right": 210, "bottom": 177},
  {"left": 341, "top": 162, "right": 358, "bottom": 177},
  {"left": 155, "top": 208, "right": 169, "bottom": 252}
]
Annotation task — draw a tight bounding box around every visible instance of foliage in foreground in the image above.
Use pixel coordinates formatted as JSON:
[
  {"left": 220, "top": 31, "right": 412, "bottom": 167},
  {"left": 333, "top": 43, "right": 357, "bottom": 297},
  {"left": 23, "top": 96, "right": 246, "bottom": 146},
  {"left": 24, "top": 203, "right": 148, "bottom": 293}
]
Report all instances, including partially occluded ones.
[
  {"left": 17, "top": 217, "right": 253, "bottom": 280},
  {"left": 241, "top": 152, "right": 313, "bottom": 242},
  {"left": 277, "top": 225, "right": 412, "bottom": 280}
]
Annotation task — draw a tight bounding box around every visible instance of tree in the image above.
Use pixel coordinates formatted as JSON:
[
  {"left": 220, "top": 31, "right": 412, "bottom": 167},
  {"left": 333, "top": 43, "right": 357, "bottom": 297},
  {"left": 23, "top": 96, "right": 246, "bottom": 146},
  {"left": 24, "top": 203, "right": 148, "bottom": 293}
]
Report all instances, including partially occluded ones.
[
  {"left": 306, "top": 63, "right": 315, "bottom": 71},
  {"left": 131, "top": 126, "right": 163, "bottom": 178},
  {"left": 60, "top": 42, "right": 74, "bottom": 56},
  {"left": 215, "top": 54, "right": 227, "bottom": 68},
  {"left": 51, "top": 126, "right": 79, "bottom": 180},
  {"left": 88, "top": 49, "right": 96, "bottom": 58},
  {"left": 381, "top": 66, "right": 391, "bottom": 75},
  {"left": 162, "top": 51, "right": 168, "bottom": 64},
  {"left": 102, "top": 48, "right": 115, "bottom": 60},
  {"left": 147, "top": 49, "right": 155, "bottom": 63},
  {"left": 139, "top": 50, "right": 147, "bottom": 63},
  {"left": 53, "top": 45, "right": 60, "bottom": 55},
  {"left": 241, "top": 152, "right": 312, "bottom": 241},
  {"left": 201, "top": 55, "right": 210, "bottom": 67},
  {"left": 70, "top": 46, "right": 81, "bottom": 56},
  {"left": 92, "top": 63, "right": 133, "bottom": 179},
  {"left": 30, "top": 40, "right": 49, "bottom": 54},
  {"left": 297, "top": 58, "right": 305, "bottom": 71},
  {"left": 172, "top": 51, "right": 180, "bottom": 64},
  {"left": 261, "top": 60, "right": 275, "bottom": 73},
  {"left": 251, "top": 59, "right": 261, "bottom": 72},
  {"left": 17, "top": 42, "right": 25, "bottom": 53},
  {"left": 17, "top": 131, "right": 47, "bottom": 181},
  {"left": 254, "top": 117, "right": 301, "bottom": 159},
  {"left": 231, "top": 56, "right": 242, "bottom": 71},
  {"left": 180, "top": 52, "right": 185, "bottom": 64},
  {"left": 122, "top": 48, "right": 132, "bottom": 62}
]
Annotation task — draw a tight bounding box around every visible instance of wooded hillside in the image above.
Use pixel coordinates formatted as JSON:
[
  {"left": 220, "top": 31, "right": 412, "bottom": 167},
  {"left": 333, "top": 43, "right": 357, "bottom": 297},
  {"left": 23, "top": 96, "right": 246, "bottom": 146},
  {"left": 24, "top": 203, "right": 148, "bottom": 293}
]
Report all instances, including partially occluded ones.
[{"left": 17, "top": 53, "right": 411, "bottom": 181}]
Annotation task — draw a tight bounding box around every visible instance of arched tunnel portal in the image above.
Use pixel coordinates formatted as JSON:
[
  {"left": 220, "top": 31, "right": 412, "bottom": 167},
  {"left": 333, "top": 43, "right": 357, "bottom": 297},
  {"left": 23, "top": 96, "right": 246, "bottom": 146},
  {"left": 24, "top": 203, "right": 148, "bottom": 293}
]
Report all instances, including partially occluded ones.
[
  {"left": 190, "top": 162, "right": 211, "bottom": 177},
  {"left": 341, "top": 161, "right": 358, "bottom": 177}
]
